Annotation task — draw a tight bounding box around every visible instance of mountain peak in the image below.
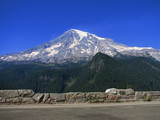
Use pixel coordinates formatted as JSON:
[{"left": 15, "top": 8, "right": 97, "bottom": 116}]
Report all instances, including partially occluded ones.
[
  {"left": 68, "top": 28, "right": 87, "bottom": 33},
  {"left": 68, "top": 29, "right": 88, "bottom": 40},
  {"left": 67, "top": 29, "right": 105, "bottom": 40}
]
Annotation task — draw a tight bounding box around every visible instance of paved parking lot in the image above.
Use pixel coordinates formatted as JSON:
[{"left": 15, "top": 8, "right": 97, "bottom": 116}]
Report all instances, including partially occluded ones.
[{"left": 0, "top": 102, "right": 160, "bottom": 120}]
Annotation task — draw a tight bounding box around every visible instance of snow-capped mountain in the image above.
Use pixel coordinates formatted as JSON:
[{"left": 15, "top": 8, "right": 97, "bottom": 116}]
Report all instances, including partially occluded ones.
[{"left": 0, "top": 29, "right": 160, "bottom": 63}]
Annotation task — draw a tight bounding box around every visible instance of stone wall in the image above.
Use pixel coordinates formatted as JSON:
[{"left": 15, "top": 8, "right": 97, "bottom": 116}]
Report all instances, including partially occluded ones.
[{"left": 0, "top": 89, "right": 160, "bottom": 104}]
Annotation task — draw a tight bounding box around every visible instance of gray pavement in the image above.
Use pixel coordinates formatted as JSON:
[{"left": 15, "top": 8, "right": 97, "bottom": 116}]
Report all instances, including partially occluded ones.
[{"left": 0, "top": 102, "right": 160, "bottom": 120}]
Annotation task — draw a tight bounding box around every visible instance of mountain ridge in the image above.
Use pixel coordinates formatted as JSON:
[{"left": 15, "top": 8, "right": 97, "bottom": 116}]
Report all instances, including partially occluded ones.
[{"left": 0, "top": 29, "right": 160, "bottom": 63}]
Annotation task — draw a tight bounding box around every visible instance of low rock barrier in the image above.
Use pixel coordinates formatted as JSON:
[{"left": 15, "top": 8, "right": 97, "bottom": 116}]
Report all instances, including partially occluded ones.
[{"left": 0, "top": 89, "right": 160, "bottom": 104}]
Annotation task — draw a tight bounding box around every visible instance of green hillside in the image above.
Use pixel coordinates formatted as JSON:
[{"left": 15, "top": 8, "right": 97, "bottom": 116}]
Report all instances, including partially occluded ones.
[{"left": 0, "top": 52, "right": 160, "bottom": 92}]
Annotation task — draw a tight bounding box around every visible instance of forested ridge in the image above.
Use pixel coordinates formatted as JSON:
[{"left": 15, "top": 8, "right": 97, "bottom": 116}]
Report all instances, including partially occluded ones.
[{"left": 0, "top": 52, "right": 160, "bottom": 93}]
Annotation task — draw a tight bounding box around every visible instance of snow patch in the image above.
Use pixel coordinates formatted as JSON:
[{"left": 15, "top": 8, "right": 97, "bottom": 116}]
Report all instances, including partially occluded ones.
[
  {"left": 107, "top": 51, "right": 114, "bottom": 57},
  {"left": 92, "top": 34, "right": 105, "bottom": 40},
  {"left": 81, "top": 48, "right": 86, "bottom": 54},
  {"left": 148, "top": 51, "right": 160, "bottom": 61},
  {"left": 94, "top": 46, "right": 99, "bottom": 54},
  {"left": 69, "top": 38, "right": 79, "bottom": 48},
  {"left": 30, "top": 51, "right": 39, "bottom": 56},
  {"left": 86, "top": 48, "right": 91, "bottom": 54},
  {"left": 45, "top": 43, "right": 62, "bottom": 52},
  {"left": 109, "top": 43, "right": 153, "bottom": 52},
  {"left": 23, "top": 51, "right": 39, "bottom": 57},
  {"left": 48, "top": 49, "right": 59, "bottom": 56},
  {"left": 82, "top": 42, "right": 88, "bottom": 47},
  {"left": 88, "top": 40, "right": 94, "bottom": 44},
  {"left": 7, "top": 56, "right": 13, "bottom": 59}
]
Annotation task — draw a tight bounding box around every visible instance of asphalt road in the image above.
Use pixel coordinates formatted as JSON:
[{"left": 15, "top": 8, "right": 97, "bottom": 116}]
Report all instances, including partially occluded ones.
[{"left": 0, "top": 102, "right": 160, "bottom": 120}]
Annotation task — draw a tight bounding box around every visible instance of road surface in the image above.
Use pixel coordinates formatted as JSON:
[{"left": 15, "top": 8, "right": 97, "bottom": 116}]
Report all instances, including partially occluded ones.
[{"left": 0, "top": 102, "right": 160, "bottom": 120}]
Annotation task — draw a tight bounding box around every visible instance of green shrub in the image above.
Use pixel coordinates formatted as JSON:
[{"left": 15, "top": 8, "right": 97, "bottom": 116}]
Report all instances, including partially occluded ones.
[{"left": 144, "top": 96, "right": 151, "bottom": 102}]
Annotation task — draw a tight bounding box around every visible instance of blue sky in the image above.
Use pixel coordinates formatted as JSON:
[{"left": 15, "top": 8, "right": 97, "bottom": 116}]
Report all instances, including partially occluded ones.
[{"left": 0, "top": 0, "right": 160, "bottom": 56}]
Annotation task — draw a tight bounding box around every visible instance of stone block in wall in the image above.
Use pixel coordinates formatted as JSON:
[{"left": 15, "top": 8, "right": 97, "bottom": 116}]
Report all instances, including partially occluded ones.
[
  {"left": 135, "top": 91, "right": 160, "bottom": 101},
  {"left": 118, "top": 90, "right": 126, "bottom": 95},
  {"left": 105, "top": 88, "right": 135, "bottom": 95},
  {"left": 74, "top": 93, "right": 86, "bottom": 99},
  {"left": 89, "top": 99, "right": 98, "bottom": 103},
  {"left": 66, "top": 93, "right": 73, "bottom": 100},
  {"left": 46, "top": 98, "right": 52, "bottom": 104},
  {"left": 120, "top": 95, "right": 129, "bottom": 99},
  {"left": 105, "top": 88, "right": 117, "bottom": 95},
  {"left": 97, "top": 99, "right": 105, "bottom": 102},
  {"left": 32, "top": 93, "right": 44, "bottom": 103},
  {"left": 86, "top": 92, "right": 107, "bottom": 103},
  {"left": 6, "top": 98, "right": 14, "bottom": 103},
  {"left": 86, "top": 92, "right": 97, "bottom": 100},
  {"left": 17, "top": 90, "right": 34, "bottom": 97},
  {"left": 86, "top": 93, "right": 97, "bottom": 103},
  {"left": 0, "top": 89, "right": 34, "bottom": 99},
  {"left": 128, "top": 95, "right": 135, "bottom": 99},
  {"left": 106, "top": 95, "right": 121, "bottom": 102},
  {"left": 151, "top": 95, "right": 160, "bottom": 100},
  {"left": 13, "top": 97, "right": 22, "bottom": 103},
  {"left": 66, "top": 92, "right": 86, "bottom": 103},
  {"left": 120, "top": 95, "right": 135, "bottom": 99},
  {"left": 135, "top": 92, "right": 147, "bottom": 100},
  {"left": 0, "top": 90, "right": 19, "bottom": 98},
  {"left": 117, "top": 89, "right": 135, "bottom": 95},
  {"left": 67, "top": 99, "right": 76, "bottom": 103},
  {"left": 66, "top": 93, "right": 75, "bottom": 103},
  {"left": 50, "top": 93, "right": 66, "bottom": 102},
  {"left": 22, "top": 98, "right": 35, "bottom": 104},
  {"left": 75, "top": 98, "right": 87, "bottom": 103},
  {"left": 108, "top": 95, "right": 121, "bottom": 100},
  {"left": 96, "top": 93, "right": 107, "bottom": 99},
  {"left": 0, "top": 97, "right": 5, "bottom": 103},
  {"left": 66, "top": 92, "right": 105, "bottom": 103},
  {"left": 42, "top": 94, "right": 50, "bottom": 103},
  {"left": 148, "top": 91, "right": 160, "bottom": 100},
  {"left": 125, "top": 89, "right": 135, "bottom": 95}
]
